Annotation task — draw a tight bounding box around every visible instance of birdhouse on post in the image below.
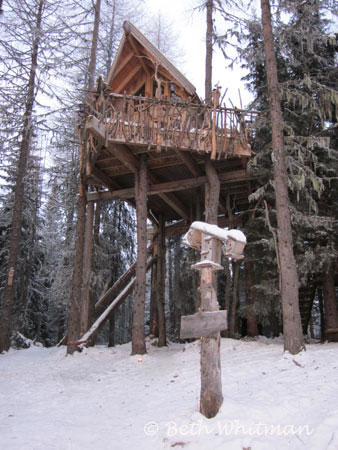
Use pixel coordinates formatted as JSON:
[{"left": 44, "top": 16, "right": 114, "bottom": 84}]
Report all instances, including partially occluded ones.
[{"left": 181, "top": 221, "right": 246, "bottom": 418}]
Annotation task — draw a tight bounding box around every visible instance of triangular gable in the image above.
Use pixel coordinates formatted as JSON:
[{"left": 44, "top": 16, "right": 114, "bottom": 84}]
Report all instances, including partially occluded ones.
[{"left": 107, "top": 21, "right": 199, "bottom": 101}]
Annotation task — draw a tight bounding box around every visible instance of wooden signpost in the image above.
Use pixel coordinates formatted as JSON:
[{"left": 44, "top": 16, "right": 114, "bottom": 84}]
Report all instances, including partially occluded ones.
[
  {"left": 180, "top": 310, "right": 228, "bottom": 339},
  {"left": 181, "top": 221, "right": 246, "bottom": 418}
]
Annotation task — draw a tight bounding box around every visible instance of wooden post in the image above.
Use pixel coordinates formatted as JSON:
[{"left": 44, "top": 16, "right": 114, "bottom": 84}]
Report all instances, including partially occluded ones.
[
  {"left": 200, "top": 159, "right": 223, "bottom": 418},
  {"left": 150, "top": 236, "right": 159, "bottom": 337},
  {"left": 156, "top": 215, "right": 167, "bottom": 347},
  {"left": 131, "top": 154, "right": 148, "bottom": 355},
  {"left": 80, "top": 201, "right": 95, "bottom": 334}
]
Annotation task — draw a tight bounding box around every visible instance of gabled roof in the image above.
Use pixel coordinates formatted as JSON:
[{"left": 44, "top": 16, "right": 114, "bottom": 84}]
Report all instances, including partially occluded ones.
[{"left": 107, "top": 21, "right": 198, "bottom": 98}]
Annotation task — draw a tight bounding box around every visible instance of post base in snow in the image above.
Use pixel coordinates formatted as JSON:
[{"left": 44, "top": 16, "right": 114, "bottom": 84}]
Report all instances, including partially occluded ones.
[
  {"left": 199, "top": 336, "right": 223, "bottom": 419},
  {"left": 200, "top": 391, "right": 223, "bottom": 419}
]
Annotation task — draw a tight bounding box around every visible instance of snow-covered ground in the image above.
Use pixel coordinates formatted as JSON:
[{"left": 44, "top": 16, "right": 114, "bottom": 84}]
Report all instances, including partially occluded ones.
[{"left": 1, "top": 337, "right": 337, "bottom": 450}]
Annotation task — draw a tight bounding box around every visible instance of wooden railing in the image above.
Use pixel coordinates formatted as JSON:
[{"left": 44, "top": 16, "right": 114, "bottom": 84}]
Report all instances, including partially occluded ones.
[{"left": 89, "top": 91, "right": 257, "bottom": 159}]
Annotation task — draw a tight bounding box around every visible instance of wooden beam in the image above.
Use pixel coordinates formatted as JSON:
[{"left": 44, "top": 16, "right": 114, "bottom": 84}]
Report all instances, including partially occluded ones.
[
  {"left": 174, "top": 149, "right": 202, "bottom": 177},
  {"left": 88, "top": 139, "right": 190, "bottom": 219},
  {"left": 114, "top": 49, "right": 135, "bottom": 78},
  {"left": 111, "top": 143, "right": 190, "bottom": 219},
  {"left": 87, "top": 167, "right": 121, "bottom": 190},
  {"left": 114, "top": 64, "right": 142, "bottom": 93},
  {"left": 109, "top": 143, "right": 140, "bottom": 173},
  {"left": 125, "top": 33, "right": 150, "bottom": 76},
  {"left": 86, "top": 169, "right": 250, "bottom": 202}
]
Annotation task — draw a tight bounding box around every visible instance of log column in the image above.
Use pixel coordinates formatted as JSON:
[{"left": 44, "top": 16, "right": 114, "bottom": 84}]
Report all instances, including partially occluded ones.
[
  {"left": 80, "top": 200, "right": 95, "bottom": 335},
  {"left": 156, "top": 215, "right": 167, "bottom": 347},
  {"left": 131, "top": 154, "right": 148, "bottom": 355},
  {"left": 200, "top": 160, "right": 223, "bottom": 418}
]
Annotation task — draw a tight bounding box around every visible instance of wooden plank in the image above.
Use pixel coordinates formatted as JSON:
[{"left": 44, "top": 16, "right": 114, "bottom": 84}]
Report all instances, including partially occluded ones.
[
  {"left": 109, "top": 143, "right": 140, "bottom": 173},
  {"left": 114, "top": 49, "right": 135, "bottom": 78},
  {"left": 174, "top": 149, "right": 202, "bottom": 177},
  {"left": 88, "top": 167, "right": 121, "bottom": 190},
  {"left": 114, "top": 64, "right": 142, "bottom": 93},
  {"left": 180, "top": 310, "right": 227, "bottom": 339},
  {"left": 85, "top": 115, "right": 106, "bottom": 140},
  {"left": 125, "top": 32, "right": 150, "bottom": 76}
]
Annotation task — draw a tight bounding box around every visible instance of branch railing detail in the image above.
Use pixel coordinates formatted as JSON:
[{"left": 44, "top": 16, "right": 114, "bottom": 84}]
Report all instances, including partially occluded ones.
[{"left": 89, "top": 91, "right": 257, "bottom": 158}]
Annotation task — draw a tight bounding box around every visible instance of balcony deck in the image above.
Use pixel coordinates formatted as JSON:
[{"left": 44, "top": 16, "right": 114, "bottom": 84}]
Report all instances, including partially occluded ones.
[
  {"left": 83, "top": 92, "right": 258, "bottom": 222},
  {"left": 86, "top": 93, "right": 255, "bottom": 158}
]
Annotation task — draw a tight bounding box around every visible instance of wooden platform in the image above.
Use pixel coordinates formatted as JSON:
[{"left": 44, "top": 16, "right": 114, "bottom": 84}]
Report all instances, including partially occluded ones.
[{"left": 84, "top": 95, "right": 256, "bottom": 222}]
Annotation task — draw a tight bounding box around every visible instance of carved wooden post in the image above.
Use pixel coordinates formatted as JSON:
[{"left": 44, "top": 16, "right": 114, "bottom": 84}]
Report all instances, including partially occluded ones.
[
  {"left": 181, "top": 220, "right": 246, "bottom": 418},
  {"left": 201, "top": 160, "right": 222, "bottom": 418},
  {"left": 197, "top": 234, "right": 223, "bottom": 418}
]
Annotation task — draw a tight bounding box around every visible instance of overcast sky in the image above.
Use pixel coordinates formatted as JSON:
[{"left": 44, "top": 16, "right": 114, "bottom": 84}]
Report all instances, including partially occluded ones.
[{"left": 145, "top": 0, "right": 254, "bottom": 107}]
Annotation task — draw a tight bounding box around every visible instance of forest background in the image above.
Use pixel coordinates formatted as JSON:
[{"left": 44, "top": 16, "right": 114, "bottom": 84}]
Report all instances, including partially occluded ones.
[{"left": 0, "top": 0, "right": 337, "bottom": 350}]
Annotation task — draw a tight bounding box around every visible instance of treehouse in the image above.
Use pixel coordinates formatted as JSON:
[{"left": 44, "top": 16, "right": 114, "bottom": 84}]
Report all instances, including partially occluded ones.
[
  {"left": 70, "top": 21, "right": 322, "bottom": 352},
  {"left": 73, "top": 21, "right": 259, "bottom": 349},
  {"left": 83, "top": 21, "right": 256, "bottom": 223}
]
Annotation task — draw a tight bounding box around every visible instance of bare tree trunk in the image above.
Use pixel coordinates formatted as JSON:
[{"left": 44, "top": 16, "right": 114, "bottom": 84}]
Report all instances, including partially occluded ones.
[
  {"left": 67, "top": 0, "right": 101, "bottom": 354},
  {"left": 93, "top": 200, "right": 101, "bottom": 246},
  {"left": 245, "top": 261, "right": 258, "bottom": 337},
  {"left": 67, "top": 168, "right": 86, "bottom": 354},
  {"left": 229, "top": 261, "right": 240, "bottom": 337},
  {"left": 200, "top": 160, "right": 223, "bottom": 418},
  {"left": 131, "top": 155, "right": 148, "bottom": 355},
  {"left": 205, "top": 0, "right": 213, "bottom": 103},
  {"left": 318, "top": 287, "right": 325, "bottom": 341},
  {"left": 0, "top": 0, "right": 44, "bottom": 353},
  {"left": 105, "top": 0, "right": 116, "bottom": 77},
  {"left": 80, "top": 201, "right": 94, "bottom": 334},
  {"left": 260, "top": 0, "right": 304, "bottom": 355},
  {"left": 88, "top": 0, "right": 101, "bottom": 93},
  {"left": 322, "top": 265, "right": 338, "bottom": 342}
]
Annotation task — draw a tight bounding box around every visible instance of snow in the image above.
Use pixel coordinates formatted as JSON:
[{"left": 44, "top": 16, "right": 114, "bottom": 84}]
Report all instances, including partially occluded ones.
[
  {"left": 190, "top": 221, "right": 247, "bottom": 243},
  {"left": 1, "top": 338, "right": 338, "bottom": 449}
]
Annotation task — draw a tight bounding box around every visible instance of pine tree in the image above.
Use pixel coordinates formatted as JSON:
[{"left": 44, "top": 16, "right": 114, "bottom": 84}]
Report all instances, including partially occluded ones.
[
  {"left": 241, "top": 1, "right": 337, "bottom": 342},
  {"left": 0, "top": 0, "right": 46, "bottom": 352}
]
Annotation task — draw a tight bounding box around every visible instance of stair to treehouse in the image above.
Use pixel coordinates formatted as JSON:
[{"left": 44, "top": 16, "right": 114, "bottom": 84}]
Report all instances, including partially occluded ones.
[{"left": 78, "top": 247, "right": 155, "bottom": 346}]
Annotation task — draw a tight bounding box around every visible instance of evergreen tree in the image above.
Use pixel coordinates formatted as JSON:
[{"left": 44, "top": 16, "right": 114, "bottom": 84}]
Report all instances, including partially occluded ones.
[{"left": 241, "top": 1, "right": 337, "bottom": 341}]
